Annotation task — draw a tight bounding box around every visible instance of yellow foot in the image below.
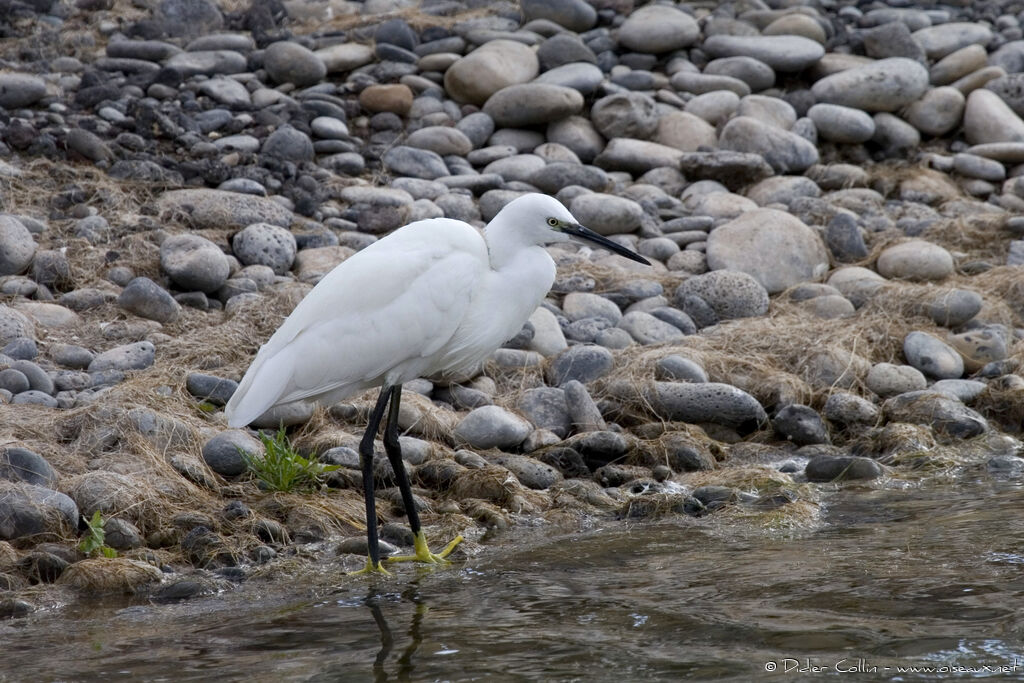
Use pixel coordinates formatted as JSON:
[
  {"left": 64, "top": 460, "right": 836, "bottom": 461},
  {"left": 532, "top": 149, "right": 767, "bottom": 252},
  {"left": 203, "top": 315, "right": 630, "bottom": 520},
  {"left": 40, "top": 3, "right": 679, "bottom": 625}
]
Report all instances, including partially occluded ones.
[
  {"left": 349, "top": 556, "right": 392, "bottom": 576},
  {"left": 386, "top": 531, "right": 464, "bottom": 565}
]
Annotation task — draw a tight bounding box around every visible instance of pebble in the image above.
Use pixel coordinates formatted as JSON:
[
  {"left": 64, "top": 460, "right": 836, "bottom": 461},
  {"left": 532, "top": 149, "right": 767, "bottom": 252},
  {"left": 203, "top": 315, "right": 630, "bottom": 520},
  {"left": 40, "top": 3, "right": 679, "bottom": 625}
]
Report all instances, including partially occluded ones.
[
  {"left": 963, "top": 89, "right": 1024, "bottom": 144},
  {"left": 160, "top": 234, "right": 231, "bottom": 293},
  {"left": 701, "top": 35, "right": 825, "bottom": 72},
  {"left": 0, "top": 483, "right": 78, "bottom": 541},
  {"left": 516, "top": 388, "right": 570, "bottom": 439},
  {"left": 905, "top": 87, "right": 966, "bottom": 137},
  {"left": 88, "top": 341, "right": 156, "bottom": 373},
  {"left": 674, "top": 271, "right": 769, "bottom": 320},
  {"left": 482, "top": 83, "right": 583, "bottom": 128},
  {"left": 903, "top": 331, "right": 964, "bottom": 380},
  {"left": 263, "top": 41, "right": 326, "bottom": 87},
  {"left": 876, "top": 240, "right": 954, "bottom": 281},
  {"left": 719, "top": 116, "right": 819, "bottom": 174},
  {"left": 231, "top": 223, "right": 297, "bottom": 275},
  {"left": 617, "top": 4, "right": 699, "bottom": 54},
  {"left": 547, "top": 345, "right": 614, "bottom": 386},
  {"left": 158, "top": 190, "right": 293, "bottom": 229},
  {"left": 807, "top": 104, "right": 876, "bottom": 144},
  {"left": 0, "top": 217, "right": 36, "bottom": 277},
  {"left": 650, "top": 382, "right": 767, "bottom": 432},
  {"left": 884, "top": 391, "right": 987, "bottom": 438},
  {"left": 453, "top": 405, "right": 532, "bottom": 450},
  {"left": 568, "top": 193, "right": 643, "bottom": 236},
  {"left": 866, "top": 362, "right": 928, "bottom": 398},
  {"left": 202, "top": 430, "right": 262, "bottom": 477},
  {"left": 118, "top": 277, "right": 181, "bottom": 323},
  {"left": 444, "top": 40, "right": 538, "bottom": 106},
  {"left": 812, "top": 58, "right": 929, "bottom": 112},
  {"left": 823, "top": 392, "right": 879, "bottom": 426},
  {"left": 0, "top": 447, "right": 57, "bottom": 488},
  {"left": 805, "top": 455, "right": 882, "bottom": 482},
  {"left": 522, "top": 0, "right": 595, "bottom": 33}
]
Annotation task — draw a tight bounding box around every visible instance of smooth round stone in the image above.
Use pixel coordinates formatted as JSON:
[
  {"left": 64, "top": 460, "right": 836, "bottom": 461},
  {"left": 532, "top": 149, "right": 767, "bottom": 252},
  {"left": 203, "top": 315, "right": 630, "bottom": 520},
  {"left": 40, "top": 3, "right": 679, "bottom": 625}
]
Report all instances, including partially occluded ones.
[
  {"left": 157, "top": 189, "right": 293, "bottom": 229},
  {"left": 773, "top": 404, "right": 829, "bottom": 446},
  {"left": 202, "top": 429, "right": 262, "bottom": 477},
  {"left": 925, "top": 289, "right": 983, "bottom": 327},
  {"left": 617, "top": 311, "right": 685, "bottom": 345},
  {"left": 537, "top": 34, "right": 596, "bottom": 71},
  {"left": 482, "top": 83, "right": 583, "bottom": 128},
  {"left": 159, "top": 234, "right": 230, "bottom": 294},
  {"left": 673, "top": 270, "right": 768, "bottom": 320},
  {"left": 912, "top": 22, "right": 993, "bottom": 60},
  {"left": 527, "top": 307, "right": 567, "bottom": 357},
  {"left": 261, "top": 125, "right": 313, "bottom": 163},
  {"left": 650, "top": 381, "right": 766, "bottom": 431},
  {"left": 455, "top": 112, "right": 495, "bottom": 149},
  {"left": 763, "top": 13, "right": 827, "bottom": 44},
  {"left": 593, "top": 138, "right": 684, "bottom": 174},
  {"left": 528, "top": 162, "right": 609, "bottom": 193},
  {"left": 903, "top": 331, "right": 964, "bottom": 380},
  {"left": 701, "top": 34, "right": 825, "bottom": 72},
  {"left": 382, "top": 146, "right": 449, "bottom": 180},
  {"left": 719, "top": 116, "right": 818, "bottom": 174},
  {"left": 405, "top": 126, "right": 473, "bottom": 156},
  {"left": 884, "top": 390, "right": 987, "bottom": 438},
  {"left": 444, "top": 40, "right": 539, "bottom": 106},
  {"left": 11, "top": 391, "right": 58, "bottom": 407},
  {"left": 905, "top": 87, "right": 965, "bottom": 137},
  {"left": 453, "top": 405, "right": 531, "bottom": 450},
  {"left": 0, "top": 447, "right": 57, "bottom": 487},
  {"left": 0, "top": 369, "right": 29, "bottom": 395},
  {"left": 590, "top": 91, "right": 659, "bottom": 140},
  {"left": 876, "top": 240, "right": 954, "bottom": 281},
  {"left": 516, "top": 387, "right": 570, "bottom": 438},
  {"left": 807, "top": 103, "right": 876, "bottom": 144},
  {"left": 866, "top": 362, "right": 927, "bottom": 397},
  {"left": 963, "top": 89, "right": 1024, "bottom": 145},
  {"left": 117, "top": 277, "right": 180, "bottom": 323},
  {"left": 231, "top": 223, "right": 296, "bottom": 275},
  {"left": 521, "top": 0, "right": 596, "bottom": 32},
  {"left": 932, "top": 379, "right": 987, "bottom": 403},
  {"left": 654, "top": 111, "right": 717, "bottom": 152},
  {"left": 165, "top": 50, "right": 247, "bottom": 77},
  {"left": 948, "top": 327, "right": 1008, "bottom": 372},
  {"left": 547, "top": 345, "right": 614, "bottom": 386},
  {"left": 547, "top": 116, "right": 603, "bottom": 163},
  {"left": 823, "top": 213, "right": 868, "bottom": 263},
  {"left": 805, "top": 455, "right": 881, "bottom": 482},
  {"left": 705, "top": 208, "right": 828, "bottom": 294},
  {"left": 873, "top": 112, "right": 921, "bottom": 153},
  {"left": 568, "top": 193, "right": 643, "bottom": 236},
  {"left": 703, "top": 56, "right": 775, "bottom": 91},
  {"left": 0, "top": 483, "right": 78, "bottom": 540},
  {"left": 0, "top": 217, "right": 34, "bottom": 279},
  {"left": 87, "top": 341, "right": 155, "bottom": 373},
  {"left": 655, "top": 355, "right": 707, "bottom": 383},
  {"left": 746, "top": 176, "right": 821, "bottom": 207},
  {"left": 812, "top": 58, "right": 928, "bottom": 112},
  {"left": 823, "top": 392, "right": 879, "bottom": 425},
  {"left": 197, "top": 77, "right": 250, "bottom": 108},
  {"left": 670, "top": 72, "right": 750, "bottom": 97},
  {"left": 263, "top": 41, "right": 326, "bottom": 86},
  {"left": 0, "top": 74, "right": 47, "bottom": 109},
  {"left": 483, "top": 154, "right": 546, "bottom": 183},
  {"left": 736, "top": 94, "right": 796, "bottom": 130},
  {"left": 316, "top": 43, "right": 375, "bottom": 73},
  {"left": 307, "top": 116, "right": 348, "bottom": 140},
  {"left": 930, "top": 45, "right": 988, "bottom": 85},
  {"left": 618, "top": 4, "right": 699, "bottom": 53},
  {"left": 358, "top": 84, "right": 413, "bottom": 115},
  {"left": 683, "top": 93, "right": 739, "bottom": 128},
  {"left": 953, "top": 153, "right": 1005, "bottom": 181},
  {"left": 534, "top": 62, "right": 604, "bottom": 96},
  {"left": 52, "top": 344, "right": 94, "bottom": 370},
  {"left": 862, "top": 20, "right": 925, "bottom": 61}
]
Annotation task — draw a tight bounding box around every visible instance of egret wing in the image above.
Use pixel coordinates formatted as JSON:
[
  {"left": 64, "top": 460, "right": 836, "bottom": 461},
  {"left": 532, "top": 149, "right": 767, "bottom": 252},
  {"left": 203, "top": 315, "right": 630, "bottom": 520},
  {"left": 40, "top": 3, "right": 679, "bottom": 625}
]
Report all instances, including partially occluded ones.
[{"left": 225, "top": 220, "right": 486, "bottom": 426}]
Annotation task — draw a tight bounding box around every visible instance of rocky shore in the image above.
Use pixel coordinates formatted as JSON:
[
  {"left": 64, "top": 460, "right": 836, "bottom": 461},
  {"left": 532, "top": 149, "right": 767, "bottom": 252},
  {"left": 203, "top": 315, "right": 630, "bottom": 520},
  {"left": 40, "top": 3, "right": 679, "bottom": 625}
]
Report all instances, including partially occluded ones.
[{"left": 1, "top": 0, "right": 1023, "bottom": 614}]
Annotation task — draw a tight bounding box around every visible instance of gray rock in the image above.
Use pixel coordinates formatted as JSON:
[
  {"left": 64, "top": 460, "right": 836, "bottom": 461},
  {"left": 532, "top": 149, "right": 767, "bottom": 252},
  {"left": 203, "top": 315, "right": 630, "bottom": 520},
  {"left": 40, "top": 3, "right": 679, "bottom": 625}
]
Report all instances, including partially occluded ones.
[
  {"left": 590, "top": 92, "right": 659, "bottom": 140},
  {"left": 383, "top": 146, "right": 450, "bottom": 180},
  {"left": 202, "top": 429, "right": 263, "bottom": 477},
  {"left": 678, "top": 151, "right": 774, "bottom": 189},
  {"left": 0, "top": 482, "right": 78, "bottom": 541},
  {"left": 11, "top": 391, "right": 58, "bottom": 408},
  {"left": 232, "top": 223, "right": 296, "bottom": 275},
  {"left": 66, "top": 128, "right": 113, "bottom": 163},
  {"left": 807, "top": 104, "right": 876, "bottom": 144},
  {"left": 186, "top": 373, "right": 237, "bottom": 406},
  {"left": 747, "top": 176, "right": 821, "bottom": 208},
  {"left": 0, "top": 73, "right": 47, "bottom": 109},
  {"left": 963, "top": 89, "right": 1024, "bottom": 145},
  {"left": 516, "top": 387, "right": 570, "bottom": 438},
  {"left": 537, "top": 34, "right": 597, "bottom": 71},
  {"left": 872, "top": 113, "right": 921, "bottom": 154},
  {"left": 482, "top": 83, "right": 583, "bottom": 128},
  {"left": 926, "top": 289, "right": 983, "bottom": 327},
  {"left": 455, "top": 112, "right": 495, "bottom": 149},
  {"left": 31, "top": 249, "right": 71, "bottom": 289},
  {"left": 987, "top": 455, "right": 1024, "bottom": 479},
  {"left": 534, "top": 62, "right": 604, "bottom": 96},
  {"left": 824, "top": 213, "right": 869, "bottom": 263},
  {"left": 0, "top": 447, "right": 57, "bottom": 488},
  {"left": 160, "top": 233, "right": 230, "bottom": 293},
  {"left": 706, "top": 208, "right": 829, "bottom": 294},
  {"left": 0, "top": 369, "right": 29, "bottom": 395},
  {"left": 862, "top": 21, "right": 926, "bottom": 61},
  {"left": 454, "top": 405, "right": 532, "bottom": 450},
  {"left": 865, "top": 362, "right": 927, "bottom": 398},
  {"left": 903, "top": 331, "right": 964, "bottom": 380},
  {"left": 197, "top": 77, "right": 251, "bottom": 108},
  {"left": 773, "top": 404, "right": 830, "bottom": 446},
  {"left": 618, "top": 4, "right": 699, "bottom": 53},
  {"left": 674, "top": 271, "right": 769, "bottom": 320},
  {"left": 655, "top": 355, "right": 707, "bottom": 383},
  {"left": 263, "top": 41, "right": 326, "bottom": 87},
  {"left": 158, "top": 189, "right": 293, "bottom": 229},
  {"left": 593, "top": 138, "right": 684, "bottom": 174},
  {"left": 444, "top": 40, "right": 539, "bottom": 106},
  {"left": 931, "top": 379, "right": 987, "bottom": 403},
  {"left": 884, "top": 391, "right": 987, "bottom": 438},
  {"left": 737, "top": 94, "right": 797, "bottom": 130},
  {"left": 483, "top": 154, "right": 546, "bottom": 183},
  {"left": 650, "top": 381, "right": 767, "bottom": 431},
  {"left": 654, "top": 111, "right": 717, "bottom": 153},
  {"left": 701, "top": 34, "right": 825, "bottom": 72},
  {"left": 11, "top": 360, "right": 52, "bottom": 395},
  {"left": 521, "top": 0, "right": 596, "bottom": 32},
  {"left": 805, "top": 455, "right": 882, "bottom": 482},
  {"left": 811, "top": 58, "right": 929, "bottom": 112},
  {"left": 118, "top": 277, "right": 181, "bottom": 323},
  {"left": 931, "top": 45, "right": 988, "bottom": 86},
  {"left": 51, "top": 345, "right": 94, "bottom": 370},
  {"left": 617, "top": 311, "right": 686, "bottom": 345},
  {"left": 685, "top": 90, "right": 741, "bottom": 125},
  {"left": 912, "top": 22, "right": 993, "bottom": 60},
  {"left": 261, "top": 125, "right": 314, "bottom": 163},
  {"left": 563, "top": 379, "right": 606, "bottom": 432},
  {"left": 547, "top": 345, "right": 614, "bottom": 385},
  {"left": 165, "top": 50, "right": 247, "bottom": 77},
  {"left": 528, "top": 162, "right": 609, "bottom": 194},
  {"left": 876, "top": 240, "right": 953, "bottom": 281},
  {"left": 405, "top": 127, "right": 473, "bottom": 156},
  {"left": 490, "top": 453, "right": 562, "bottom": 490},
  {"left": 547, "top": 116, "right": 604, "bottom": 163},
  {"left": 103, "top": 517, "right": 144, "bottom": 550},
  {"left": 563, "top": 292, "right": 621, "bottom": 325},
  {"left": 0, "top": 216, "right": 36, "bottom": 277},
  {"left": 823, "top": 392, "right": 879, "bottom": 425},
  {"left": 156, "top": 0, "right": 223, "bottom": 39},
  {"left": 953, "top": 153, "right": 1005, "bottom": 182},
  {"left": 569, "top": 193, "right": 643, "bottom": 236},
  {"left": 905, "top": 87, "right": 965, "bottom": 137},
  {"left": 0, "top": 306, "right": 35, "bottom": 347},
  {"left": 704, "top": 57, "right": 775, "bottom": 92},
  {"left": 88, "top": 341, "right": 156, "bottom": 373},
  {"left": 671, "top": 72, "right": 750, "bottom": 97},
  {"left": 719, "top": 116, "right": 818, "bottom": 173}
]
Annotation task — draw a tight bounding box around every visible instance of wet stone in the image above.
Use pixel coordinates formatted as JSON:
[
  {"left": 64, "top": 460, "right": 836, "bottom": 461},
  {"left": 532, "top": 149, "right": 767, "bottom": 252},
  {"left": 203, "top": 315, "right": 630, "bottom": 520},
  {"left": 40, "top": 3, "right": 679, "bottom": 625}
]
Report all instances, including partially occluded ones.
[
  {"left": 805, "top": 455, "right": 882, "bottom": 482},
  {"left": 773, "top": 405, "right": 830, "bottom": 446}
]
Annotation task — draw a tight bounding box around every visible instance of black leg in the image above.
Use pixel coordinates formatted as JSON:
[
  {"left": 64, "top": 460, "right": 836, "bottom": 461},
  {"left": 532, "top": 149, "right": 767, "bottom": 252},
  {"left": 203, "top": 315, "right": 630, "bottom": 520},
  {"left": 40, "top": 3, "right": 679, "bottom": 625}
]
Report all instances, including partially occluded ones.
[
  {"left": 359, "top": 385, "right": 392, "bottom": 570},
  {"left": 381, "top": 385, "right": 423, "bottom": 537}
]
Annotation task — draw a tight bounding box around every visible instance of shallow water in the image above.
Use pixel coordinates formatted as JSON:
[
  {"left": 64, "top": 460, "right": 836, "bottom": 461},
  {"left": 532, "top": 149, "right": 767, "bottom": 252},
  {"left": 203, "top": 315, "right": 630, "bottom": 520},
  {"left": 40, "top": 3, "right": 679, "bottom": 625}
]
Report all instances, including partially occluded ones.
[{"left": 5, "top": 474, "right": 1024, "bottom": 682}]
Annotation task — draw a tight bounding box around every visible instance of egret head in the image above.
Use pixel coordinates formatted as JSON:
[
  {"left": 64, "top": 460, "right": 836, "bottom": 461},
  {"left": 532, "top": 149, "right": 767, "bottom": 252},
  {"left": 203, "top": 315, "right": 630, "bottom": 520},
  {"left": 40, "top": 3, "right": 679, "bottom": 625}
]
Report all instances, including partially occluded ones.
[{"left": 495, "top": 193, "right": 650, "bottom": 265}]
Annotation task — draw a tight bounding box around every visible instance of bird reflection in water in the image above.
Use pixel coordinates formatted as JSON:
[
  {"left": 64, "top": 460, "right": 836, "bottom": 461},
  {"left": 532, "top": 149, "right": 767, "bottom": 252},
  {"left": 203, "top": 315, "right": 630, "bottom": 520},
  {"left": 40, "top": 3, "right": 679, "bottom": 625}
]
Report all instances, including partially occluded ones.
[{"left": 364, "top": 586, "right": 428, "bottom": 683}]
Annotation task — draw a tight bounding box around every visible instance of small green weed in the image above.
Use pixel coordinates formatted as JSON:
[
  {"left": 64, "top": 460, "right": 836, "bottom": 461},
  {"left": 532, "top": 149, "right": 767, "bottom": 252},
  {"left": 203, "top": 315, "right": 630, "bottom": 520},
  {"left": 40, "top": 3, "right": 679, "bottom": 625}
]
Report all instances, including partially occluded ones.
[
  {"left": 78, "top": 510, "right": 118, "bottom": 558},
  {"left": 241, "top": 427, "right": 340, "bottom": 492}
]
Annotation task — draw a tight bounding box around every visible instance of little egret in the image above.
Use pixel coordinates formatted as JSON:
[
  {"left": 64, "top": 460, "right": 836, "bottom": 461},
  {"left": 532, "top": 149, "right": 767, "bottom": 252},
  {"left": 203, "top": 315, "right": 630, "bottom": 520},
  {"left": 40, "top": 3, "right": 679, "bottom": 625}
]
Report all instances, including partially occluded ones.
[{"left": 225, "top": 193, "right": 650, "bottom": 573}]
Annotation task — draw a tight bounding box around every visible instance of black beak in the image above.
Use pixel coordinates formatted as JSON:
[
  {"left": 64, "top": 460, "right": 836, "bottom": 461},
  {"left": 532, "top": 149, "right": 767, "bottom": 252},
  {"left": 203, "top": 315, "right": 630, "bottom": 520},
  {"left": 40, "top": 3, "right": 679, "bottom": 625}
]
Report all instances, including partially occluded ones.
[{"left": 564, "top": 223, "right": 651, "bottom": 265}]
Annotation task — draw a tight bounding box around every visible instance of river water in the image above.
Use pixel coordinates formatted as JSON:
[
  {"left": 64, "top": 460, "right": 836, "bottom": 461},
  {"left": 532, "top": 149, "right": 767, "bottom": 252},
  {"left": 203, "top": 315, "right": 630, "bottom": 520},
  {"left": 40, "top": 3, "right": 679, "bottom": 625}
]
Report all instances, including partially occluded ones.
[{"left": 3, "top": 471, "right": 1024, "bottom": 682}]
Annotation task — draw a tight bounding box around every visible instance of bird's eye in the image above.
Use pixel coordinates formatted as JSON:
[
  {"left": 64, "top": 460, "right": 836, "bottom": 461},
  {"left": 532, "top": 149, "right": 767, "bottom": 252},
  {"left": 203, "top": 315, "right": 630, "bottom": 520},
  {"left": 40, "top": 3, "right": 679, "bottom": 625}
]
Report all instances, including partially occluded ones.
[{"left": 547, "top": 218, "right": 560, "bottom": 227}]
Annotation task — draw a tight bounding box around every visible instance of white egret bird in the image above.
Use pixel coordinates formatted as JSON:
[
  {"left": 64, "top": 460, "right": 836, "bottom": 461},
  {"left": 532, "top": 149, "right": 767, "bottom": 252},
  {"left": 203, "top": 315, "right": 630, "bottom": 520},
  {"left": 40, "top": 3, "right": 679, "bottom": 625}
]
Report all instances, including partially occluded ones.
[{"left": 225, "top": 193, "right": 650, "bottom": 574}]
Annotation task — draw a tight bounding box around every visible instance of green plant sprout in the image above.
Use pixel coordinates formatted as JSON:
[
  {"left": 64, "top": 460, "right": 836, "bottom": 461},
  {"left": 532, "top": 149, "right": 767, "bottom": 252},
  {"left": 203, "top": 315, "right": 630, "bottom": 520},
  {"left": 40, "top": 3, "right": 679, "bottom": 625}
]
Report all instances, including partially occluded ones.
[
  {"left": 78, "top": 510, "right": 117, "bottom": 558},
  {"left": 240, "top": 427, "right": 340, "bottom": 492}
]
